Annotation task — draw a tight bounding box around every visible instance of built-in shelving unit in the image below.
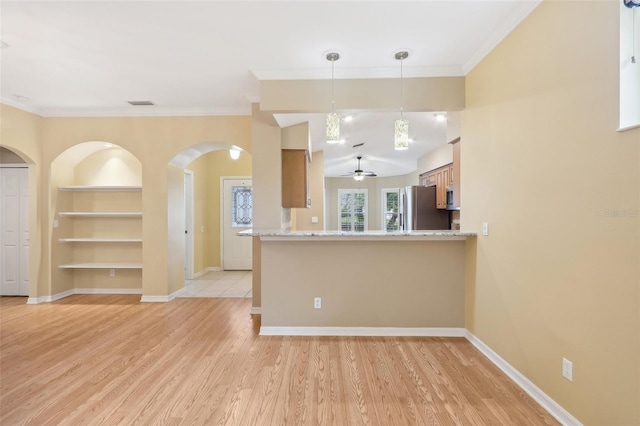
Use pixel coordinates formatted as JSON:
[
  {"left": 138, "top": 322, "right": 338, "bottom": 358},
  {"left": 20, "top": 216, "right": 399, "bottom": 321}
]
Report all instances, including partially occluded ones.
[
  {"left": 59, "top": 238, "right": 143, "bottom": 243},
  {"left": 56, "top": 185, "right": 143, "bottom": 276},
  {"left": 58, "top": 212, "right": 142, "bottom": 218},
  {"left": 59, "top": 262, "right": 143, "bottom": 269},
  {"left": 59, "top": 185, "right": 142, "bottom": 192}
]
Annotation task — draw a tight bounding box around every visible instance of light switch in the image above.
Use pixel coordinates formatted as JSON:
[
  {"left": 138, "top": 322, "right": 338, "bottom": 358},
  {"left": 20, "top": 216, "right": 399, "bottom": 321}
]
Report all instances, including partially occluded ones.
[
  {"left": 311, "top": 216, "right": 319, "bottom": 224},
  {"left": 53, "top": 220, "right": 59, "bottom": 228},
  {"left": 482, "top": 222, "right": 489, "bottom": 236}
]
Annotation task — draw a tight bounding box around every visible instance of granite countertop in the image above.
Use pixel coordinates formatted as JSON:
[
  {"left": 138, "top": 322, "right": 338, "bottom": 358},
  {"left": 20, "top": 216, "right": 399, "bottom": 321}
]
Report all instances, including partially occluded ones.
[{"left": 238, "top": 229, "right": 476, "bottom": 239}]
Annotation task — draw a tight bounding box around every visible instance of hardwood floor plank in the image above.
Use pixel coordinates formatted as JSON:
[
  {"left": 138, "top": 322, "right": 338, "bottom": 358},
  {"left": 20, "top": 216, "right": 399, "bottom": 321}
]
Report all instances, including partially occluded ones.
[{"left": 0, "top": 296, "right": 560, "bottom": 426}]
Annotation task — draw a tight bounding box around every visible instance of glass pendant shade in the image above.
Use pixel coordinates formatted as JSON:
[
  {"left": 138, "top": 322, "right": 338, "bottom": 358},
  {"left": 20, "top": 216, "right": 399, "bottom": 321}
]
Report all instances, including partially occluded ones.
[
  {"left": 326, "top": 112, "right": 340, "bottom": 144},
  {"left": 394, "top": 119, "right": 409, "bottom": 150},
  {"left": 229, "top": 149, "right": 240, "bottom": 160}
]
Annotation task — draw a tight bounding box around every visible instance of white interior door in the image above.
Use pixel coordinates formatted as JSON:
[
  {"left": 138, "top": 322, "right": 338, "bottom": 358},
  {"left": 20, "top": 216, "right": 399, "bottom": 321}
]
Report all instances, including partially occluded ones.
[
  {"left": 1, "top": 167, "right": 29, "bottom": 296},
  {"left": 222, "top": 178, "right": 252, "bottom": 270},
  {"left": 184, "top": 171, "right": 194, "bottom": 279}
]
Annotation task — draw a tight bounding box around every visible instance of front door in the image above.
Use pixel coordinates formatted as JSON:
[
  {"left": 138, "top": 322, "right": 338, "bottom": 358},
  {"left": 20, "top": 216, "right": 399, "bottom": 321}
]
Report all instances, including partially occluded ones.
[
  {"left": 222, "top": 178, "right": 252, "bottom": 270},
  {"left": 1, "top": 167, "right": 29, "bottom": 296}
]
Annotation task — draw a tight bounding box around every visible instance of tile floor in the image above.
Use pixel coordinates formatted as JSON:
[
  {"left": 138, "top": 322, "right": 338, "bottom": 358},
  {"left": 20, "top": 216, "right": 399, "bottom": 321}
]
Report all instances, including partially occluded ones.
[{"left": 178, "top": 270, "right": 252, "bottom": 298}]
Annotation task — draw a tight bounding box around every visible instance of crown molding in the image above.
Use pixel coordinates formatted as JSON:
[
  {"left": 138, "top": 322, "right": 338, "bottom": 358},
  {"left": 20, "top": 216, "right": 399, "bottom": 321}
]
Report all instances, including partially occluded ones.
[
  {"left": 1, "top": 99, "right": 251, "bottom": 118},
  {"left": 252, "top": 65, "right": 464, "bottom": 81}
]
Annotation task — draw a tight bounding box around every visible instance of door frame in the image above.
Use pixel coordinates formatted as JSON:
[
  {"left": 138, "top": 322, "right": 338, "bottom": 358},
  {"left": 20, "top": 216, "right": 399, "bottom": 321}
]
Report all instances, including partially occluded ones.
[
  {"left": 220, "top": 176, "right": 252, "bottom": 270},
  {"left": 184, "top": 170, "right": 194, "bottom": 280},
  {"left": 0, "top": 165, "right": 30, "bottom": 296}
]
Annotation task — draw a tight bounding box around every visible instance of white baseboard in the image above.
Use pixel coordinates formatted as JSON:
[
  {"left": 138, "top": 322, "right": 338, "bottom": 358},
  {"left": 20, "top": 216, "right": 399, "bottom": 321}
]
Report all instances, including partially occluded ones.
[
  {"left": 259, "top": 326, "right": 466, "bottom": 337},
  {"left": 191, "top": 266, "right": 221, "bottom": 279},
  {"left": 75, "top": 288, "right": 142, "bottom": 295},
  {"left": 26, "top": 289, "right": 74, "bottom": 304},
  {"left": 140, "top": 286, "right": 184, "bottom": 303},
  {"left": 464, "top": 331, "right": 582, "bottom": 426},
  {"left": 27, "top": 288, "right": 142, "bottom": 304},
  {"left": 250, "top": 307, "right": 262, "bottom": 315}
]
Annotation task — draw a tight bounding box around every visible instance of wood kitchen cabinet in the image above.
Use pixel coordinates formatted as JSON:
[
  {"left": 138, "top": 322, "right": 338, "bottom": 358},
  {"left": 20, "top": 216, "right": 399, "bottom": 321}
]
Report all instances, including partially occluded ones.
[
  {"left": 420, "top": 163, "right": 453, "bottom": 209},
  {"left": 282, "top": 149, "right": 310, "bottom": 208}
]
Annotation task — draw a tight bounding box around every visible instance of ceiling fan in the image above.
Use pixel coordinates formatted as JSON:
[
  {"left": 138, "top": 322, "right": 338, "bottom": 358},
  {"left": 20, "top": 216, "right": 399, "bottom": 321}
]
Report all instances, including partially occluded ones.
[{"left": 342, "top": 156, "right": 377, "bottom": 181}]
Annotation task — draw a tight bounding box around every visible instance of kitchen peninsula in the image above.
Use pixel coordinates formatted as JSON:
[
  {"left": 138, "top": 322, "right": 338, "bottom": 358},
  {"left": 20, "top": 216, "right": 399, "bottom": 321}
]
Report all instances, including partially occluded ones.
[{"left": 242, "top": 230, "right": 476, "bottom": 336}]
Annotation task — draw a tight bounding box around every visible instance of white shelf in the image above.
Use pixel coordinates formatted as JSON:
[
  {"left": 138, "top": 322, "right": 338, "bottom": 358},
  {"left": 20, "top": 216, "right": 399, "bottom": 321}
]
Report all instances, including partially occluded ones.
[
  {"left": 58, "top": 238, "right": 143, "bottom": 243},
  {"left": 58, "top": 212, "right": 142, "bottom": 218},
  {"left": 59, "top": 262, "right": 142, "bottom": 269},
  {"left": 59, "top": 186, "right": 142, "bottom": 192}
]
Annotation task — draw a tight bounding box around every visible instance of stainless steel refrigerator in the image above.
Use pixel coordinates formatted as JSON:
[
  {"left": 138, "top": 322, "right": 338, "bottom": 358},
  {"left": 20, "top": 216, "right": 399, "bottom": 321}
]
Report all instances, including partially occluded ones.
[{"left": 399, "top": 186, "right": 450, "bottom": 230}]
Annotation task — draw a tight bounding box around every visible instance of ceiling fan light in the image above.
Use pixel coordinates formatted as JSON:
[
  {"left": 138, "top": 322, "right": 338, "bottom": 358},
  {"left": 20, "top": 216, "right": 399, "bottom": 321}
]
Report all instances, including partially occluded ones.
[
  {"left": 229, "top": 148, "right": 241, "bottom": 160},
  {"left": 326, "top": 112, "right": 340, "bottom": 144},
  {"left": 394, "top": 119, "right": 409, "bottom": 150},
  {"left": 353, "top": 174, "right": 365, "bottom": 181}
]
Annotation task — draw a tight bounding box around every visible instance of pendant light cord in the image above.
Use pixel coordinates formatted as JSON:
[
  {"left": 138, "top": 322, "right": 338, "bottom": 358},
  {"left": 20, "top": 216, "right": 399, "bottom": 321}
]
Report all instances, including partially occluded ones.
[
  {"left": 633, "top": 7, "right": 637, "bottom": 64},
  {"left": 400, "top": 56, "right": 404, "bottom": 120},
  {"left": 331, "top": 60, "right": 335, "bottom": 112}
]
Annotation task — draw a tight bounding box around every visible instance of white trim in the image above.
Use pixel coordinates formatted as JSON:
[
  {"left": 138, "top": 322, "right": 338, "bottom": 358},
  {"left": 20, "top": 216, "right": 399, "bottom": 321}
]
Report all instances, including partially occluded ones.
[
  {"left": 184, "top": 170, "right": 194, "bottom": 280},
  {"left": 0, "top": 164, "right": 29, "bottom": 168},
  {"left": 617, "top": 123, "right": 640, "bottom": 132},
  {"left": 26, "top": 289, "right": 75, "bottom": 304},
  {"left": 220, "top": 177, "right": 253, "bottom": 270},
  {"left": 250, "top": 307, "right": 262, "bottom": 315},
  {"left": 260, "top": 326, "right": 466, "bottom": 337},
  {"left": 464, "top": 331, "right": 583, "bottom": 426},
  {"left": 1, "top": 100, "right": 250, "bottom": 118},
  {"left": 191, "top": 266, "right": 222, "bottom": 279},
  {"left": 140, "top": 286, "right": 184, "bottom": 303},
  {"left": 74, "top": 288, "right": 142, "bottom": 295}
]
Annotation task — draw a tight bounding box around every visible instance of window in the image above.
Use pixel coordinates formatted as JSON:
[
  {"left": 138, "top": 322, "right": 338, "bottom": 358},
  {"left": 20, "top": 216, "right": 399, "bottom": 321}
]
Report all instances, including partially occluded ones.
[
  {"left": 231, "top": 186, "right": 253, "bottom": 228},
  {"left": 338, "top": 189, "right": 368, "bottom": 232},
  {"left": 381, "top": 188, "right": 400, "bottom": 231},
  {"left": 620, "top": 1, "right": 640, "bottom": 130}
]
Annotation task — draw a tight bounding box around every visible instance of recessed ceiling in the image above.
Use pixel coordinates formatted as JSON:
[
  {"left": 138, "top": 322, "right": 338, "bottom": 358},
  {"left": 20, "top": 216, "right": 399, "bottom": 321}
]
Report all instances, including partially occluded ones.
[{"left": 0, "top": 0, "right": 541, "bottom": 176}]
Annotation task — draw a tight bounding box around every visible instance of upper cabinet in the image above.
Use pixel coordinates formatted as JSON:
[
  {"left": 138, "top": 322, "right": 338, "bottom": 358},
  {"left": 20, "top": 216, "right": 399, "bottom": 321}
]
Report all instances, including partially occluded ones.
[
  {"left": 281, "top": 122, "right": 311, "bottom": 208},
  {"left": 282, "top": 149, "right": 310, "bottom": 208},
  {"left": 420, "top": 163, "right": 453, "bottom": 209}
]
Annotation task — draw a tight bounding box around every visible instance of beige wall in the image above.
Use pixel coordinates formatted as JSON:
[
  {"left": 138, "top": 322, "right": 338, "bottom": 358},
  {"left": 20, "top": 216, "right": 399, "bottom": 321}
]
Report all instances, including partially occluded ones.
[
  {"left": 261, "top": 239, "right": 466, "bottom": 327},
  {"left": 416, "top": 143, "right": 453, "bottom": 175},
  {"left": 462, "top": 1, "right": 639, "bottom": 424},
  {"left": 1, "top": 105, "right": 44, "bottom": 301},
  {"left": 0, "top": 146, "right": 27, "bottom": 163},
  {"left": 3, "top": 110, "right": 251, "bottom": 299},
  {"left": 186, "top": 149, "right": 252, "bottom": 273}
]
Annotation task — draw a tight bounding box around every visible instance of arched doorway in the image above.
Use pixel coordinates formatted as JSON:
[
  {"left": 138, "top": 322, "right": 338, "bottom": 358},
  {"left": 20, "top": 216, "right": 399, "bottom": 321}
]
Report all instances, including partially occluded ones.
[
  {"left": 0, "top": 146, "right": 31, "bottom": 296},
  {"left": 168, "top": 143, "right": 252, "bottom": 298}
]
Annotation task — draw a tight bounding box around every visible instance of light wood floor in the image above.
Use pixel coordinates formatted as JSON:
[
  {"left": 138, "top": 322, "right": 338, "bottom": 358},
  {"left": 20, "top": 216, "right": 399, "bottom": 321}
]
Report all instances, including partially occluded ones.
[{"left": 0, "top": 295, "right": 559, "bottom": 425}]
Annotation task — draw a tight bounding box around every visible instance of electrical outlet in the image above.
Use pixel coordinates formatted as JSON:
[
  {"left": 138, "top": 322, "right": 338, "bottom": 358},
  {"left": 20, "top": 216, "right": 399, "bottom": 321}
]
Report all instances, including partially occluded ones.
[
  {"left": 562, "top": 358, "right": 573, "bottom": 381},
  {"left": 311, "top": 216, "right": 319, "bottom": 224},
  {"left": 314, "top": 297, "right": 322, "bottom": 309},
  {"left": 109, "top": 269, "right": 115, "bottom": 277},
  {"left": 482, "top": 222, "right": 489, "bottom": 236}
]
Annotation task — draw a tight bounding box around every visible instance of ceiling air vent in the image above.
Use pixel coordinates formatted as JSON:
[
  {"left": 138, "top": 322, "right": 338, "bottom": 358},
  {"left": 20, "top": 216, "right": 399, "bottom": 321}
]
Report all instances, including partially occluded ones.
[
  {"left": 127, "top": 100, "right": 154, "bottom": 106},
  {"left": 352, "top": 142, "right": 365, "bottom": 148}
]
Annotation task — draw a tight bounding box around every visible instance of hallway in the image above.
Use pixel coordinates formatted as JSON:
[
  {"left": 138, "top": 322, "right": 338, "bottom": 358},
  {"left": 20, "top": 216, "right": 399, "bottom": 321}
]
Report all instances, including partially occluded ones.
[{"left": 179, "top": 270, "right": 252, "bottom": 298}]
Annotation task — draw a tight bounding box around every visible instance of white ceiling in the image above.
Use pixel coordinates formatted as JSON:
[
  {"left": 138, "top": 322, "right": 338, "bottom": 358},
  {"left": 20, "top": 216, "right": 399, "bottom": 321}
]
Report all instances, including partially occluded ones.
[{"left": 0, "top": 0, "right": 540, "bottom": 176}]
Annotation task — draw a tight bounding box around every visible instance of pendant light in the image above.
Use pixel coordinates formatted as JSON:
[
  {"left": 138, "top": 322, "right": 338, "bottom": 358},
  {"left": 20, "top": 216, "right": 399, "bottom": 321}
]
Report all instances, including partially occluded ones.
[
  {"left": 394, "top": 51, "right": 409, "bottom": 150},
  {"left": 326, "top": 52, "right": 340, "bottom": 144}
]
